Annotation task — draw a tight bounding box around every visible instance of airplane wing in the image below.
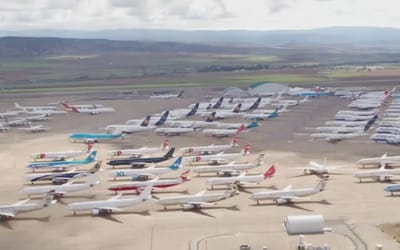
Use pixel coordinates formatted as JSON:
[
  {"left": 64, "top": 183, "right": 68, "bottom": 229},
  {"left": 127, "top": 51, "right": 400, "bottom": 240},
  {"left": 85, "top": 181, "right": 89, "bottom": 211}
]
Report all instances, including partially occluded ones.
[
  {"left": 107, "top": 193, "right": 123, "bottom": 201},
  {"left": 0, "top": 212, "right": 16, "bottom": 218},
  {"left": 282, "top": 185, "right": 292, "bottom": 191},
  {"left": 195, "top": 190, "right": 207, "bottom": 196},
  {"left": 12, "top": 198, "right": 30, "bottom": 206}
]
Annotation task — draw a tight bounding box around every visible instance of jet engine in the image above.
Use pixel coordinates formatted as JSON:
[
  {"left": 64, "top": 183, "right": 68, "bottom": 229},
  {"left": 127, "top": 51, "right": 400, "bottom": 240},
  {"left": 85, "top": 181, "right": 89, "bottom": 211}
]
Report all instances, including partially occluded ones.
[
  {"left": 182, "top": 204, "right": 195, "bottom": 210},
  {"left": 276, "top": 198, "right": 288, "bottom": 205}
]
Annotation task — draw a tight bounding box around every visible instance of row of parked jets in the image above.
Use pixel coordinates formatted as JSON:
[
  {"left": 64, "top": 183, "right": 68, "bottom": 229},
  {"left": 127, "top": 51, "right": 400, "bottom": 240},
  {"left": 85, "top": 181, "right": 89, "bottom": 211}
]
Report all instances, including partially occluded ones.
[{"left": 370, "top": 96, "right": 400, "bottom": 144}]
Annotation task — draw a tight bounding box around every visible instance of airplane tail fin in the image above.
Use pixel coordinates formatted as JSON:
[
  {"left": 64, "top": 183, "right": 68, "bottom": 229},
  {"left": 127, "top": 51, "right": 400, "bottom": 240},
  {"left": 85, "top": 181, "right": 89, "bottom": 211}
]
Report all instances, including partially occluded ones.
[
  {"left": 205, "top": 111, "right": 216, "bottom": 122},
  {"left": 236, "top": 124, "right": 246, "bottom": 134},
  {"left": 187, "top": 103, "right": 199, "bottom": 117},
  {"left": 212, "top": 97, "right": 224, "bottom": 109},
  {"left": 255, "top": 153, "right": 265, "bottom": 166},
  {"left": 241, "top": 144, "right": 250, "bottom": 155},
  {"left": 232, "top": 103, "right": 241, "bottom": 113},
  {"left": 155, "top": 111, "right": 169, "bottom": 126},
  {"left": 89, "top": 161, "right": 102, "bottom": 173},
  {"left": 169, "top": 157, "right": 183, "bottom": 170},
  {"left": 177, "top": 90, "right": 184, "bottom": 98},
  {"left": 14, "top": 102, "right": 22, "bottom": 109},
  {"left": 86, "top": 142, "right": 94, "bottom": 152},
  {"left": 249, "top": 97, "right": 262, "bottom": 110},
  {"left": 247, "top": 120, "right": 259, "bottom": 128},
  {"left": 140, "top": 115, "right": 151, "bottom": 127},
  {"left": 161, "top": 139, "right": 170, "bottom": 151},
  {"left": 70, "top": 106, "right": 80, "bottom": 113},
  {"left": 164, "top": 147, "right": 175, "bottom": 159},
  {"left": 263, "top": 165, "right": 276, "bottom": 179},
  {"left": 231, "top": 136, "right": 239, "bottom": 147},
  {"left": 84, "top": 150, "right": 97, "bottom": 162}
]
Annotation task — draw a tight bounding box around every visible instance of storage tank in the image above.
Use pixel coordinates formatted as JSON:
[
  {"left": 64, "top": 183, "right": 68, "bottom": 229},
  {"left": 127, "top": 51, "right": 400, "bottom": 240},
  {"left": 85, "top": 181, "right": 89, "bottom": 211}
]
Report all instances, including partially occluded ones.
[{"left": 284, "top": 215, "right": 325, "bottom": 235}]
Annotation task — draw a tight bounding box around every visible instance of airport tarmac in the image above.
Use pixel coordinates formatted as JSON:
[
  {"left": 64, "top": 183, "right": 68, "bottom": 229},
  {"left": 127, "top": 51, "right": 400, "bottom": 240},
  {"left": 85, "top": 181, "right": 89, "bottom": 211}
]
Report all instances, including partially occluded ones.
[{"left": 0, "top": 91, "right": 399, "bottom": 250}]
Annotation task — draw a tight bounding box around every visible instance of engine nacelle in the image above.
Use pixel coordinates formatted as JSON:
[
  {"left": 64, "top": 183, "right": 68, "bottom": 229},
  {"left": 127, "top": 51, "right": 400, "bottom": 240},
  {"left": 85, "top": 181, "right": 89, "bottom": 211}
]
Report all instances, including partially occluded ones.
[
  {"left": 132, "top": 175, "right": 151, "bottom": 181},
  {"left": 379, "top": 176, "right": 390, "bottom": 182},
  {"left": 90, "top": 111, "right": 100, "bottom": 115},
  {"left": 182, "top": 204, "right": 195, "bottom": 210},
  {"left": 276, "top": 198, "right": 288, "bottom": 205},
  {"left": 92, "top": 209, "right": 100, "bottom": 215}
]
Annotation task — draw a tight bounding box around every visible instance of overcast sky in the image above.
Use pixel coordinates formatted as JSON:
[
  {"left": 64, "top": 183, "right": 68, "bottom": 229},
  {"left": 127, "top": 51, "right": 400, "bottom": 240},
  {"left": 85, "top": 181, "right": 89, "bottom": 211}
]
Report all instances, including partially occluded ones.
[{"left": 0, "top": 0, "right": 398, "bottom": 30}]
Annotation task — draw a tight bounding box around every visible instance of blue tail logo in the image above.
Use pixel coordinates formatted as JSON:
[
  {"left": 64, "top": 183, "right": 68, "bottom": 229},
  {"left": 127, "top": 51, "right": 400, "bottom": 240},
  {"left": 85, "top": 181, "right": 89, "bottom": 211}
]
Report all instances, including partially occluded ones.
[
  {"left": 155, "top": 111, "right": 169, "bottom": 126},
  {"left": 85, "top": 150, "right": 97, "bottom": 162},
  {"left": 247, "top": 121, "right": 259, "bottom": 128},
  {"left": 169, "top": 157, "right": 182, "bottom": 170}
]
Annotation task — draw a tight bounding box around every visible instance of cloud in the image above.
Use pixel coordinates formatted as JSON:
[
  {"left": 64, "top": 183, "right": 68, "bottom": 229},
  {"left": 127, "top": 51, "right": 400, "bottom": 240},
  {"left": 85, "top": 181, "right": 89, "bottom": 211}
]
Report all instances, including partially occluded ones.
[{"left": 265, "top": 0, "right": 296, "bottom": 14}]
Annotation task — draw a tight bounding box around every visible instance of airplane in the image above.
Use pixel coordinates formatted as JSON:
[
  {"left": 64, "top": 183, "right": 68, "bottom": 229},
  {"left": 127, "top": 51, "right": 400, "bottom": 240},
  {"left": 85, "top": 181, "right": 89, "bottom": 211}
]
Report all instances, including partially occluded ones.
[
  {"left": 357, "top": 154, "right": 400, "bottom": 168},
  {"left": 192, "top": 154, "right": 264, "bottom": 176},
  {"left": 15, "top": 102, "right": 57, "bottom": 111},
  {"left": 242, "top": 110, "right": 279, "bottom": 120},
  {"left": 0, "top": 110, "right": 21, "bottom": 118},
  {"left": 324, "top": 120, "right": 368, "bottom": 127},
  {"left": 203, "top": 124, "right": 246, "bottom": 138},
  {"left": 70, "top": 132, "right": 124, "bottom": 143},
  {"left": 26, "top": 161, "right": 101, "bottom": 184},
  {"left": 18, "top": 125, "right": 49, "bottom": 133},
  {"left": 167, "top": 103, "right": 199, "bottom": 119},
  {"left": 22, "top": 173, "right": 100, "bottom": 197},
  {"left": 376, "top": 126, "right": 400, "bottom": 135},
  {"left": 60, "top": 101, "right": 104, "bottom": 109},
  {"left": 205, "top": 165, "right": 276, "bottom": 190},
  {"left": 65, "top": 184, "right": 153, "bottom": 215},
  {"left": 384, "top": 112, "right": 400, "bottom": 118},
  {"left": 187, "top": 97, "right": 224, "bottom": 110},
  {"left": 149, "top": 90, "right": 184, "bottom": 99},
  {"left": 384, "top": 183, "right": 400, "bottom": 196},
  {"left": 104, "top": 115, "right": 153, "bottom": 134},
  {"left": 291, "top": 158, "right": 344, "bottom": 177},
  {"left": 2, "top": 117, "right": 31, "bottom": 127},
  {"left": 107, "top": 148, "right": 175, "bottom": 168},
  {"left": 27, "top": 150, "right": 97, "bottom": 172},
  {"left": 31, "top": 144, "right": 91, "bottom": 161},
  {"left": 336, "top": 110, "right": 377, "bottom": 116},
  {"left": 0, "top": 194, "right": 56, "bottom": 220},
  {"left": 249, "top": 179, "right": 327, "bottom": 205},
  {"left": 370, "top": 133, "right": 400, "bottom": 144},
  {"left": 334, "top": 114, "right": 376, "bottom": 121},
  {"left": 24, "top": 114, "right": 51, "bottom": 122},
  {"left": 179, "top": 137, "right": 239, "bottom": 155},
  {"left": 0, "top": 124, "right": 9, "bottom": 132},
  {"left": 125, "top": 110, "right": 169, "bottom": 126},
  {"left": 108, "top": 139, "right": 170, "bottom": 158},
  {"left": 379, "top": 121, "right": 400, "bottom": 128},
  {"left": 20, "top": 109, "right": 67, "bottom": 116},
  {"left": 154, "top": 127, "right": 195, "bottom": 136},
  {"left": 109, "top": 157, "right": 183, "bottom": 180},
  {"left": 166, "top": 119, "right": 219, "bottom": 129},
  {"left": 310, "top": 132, "right": 365, "bottom": 143},
  {"left": 215, "top": 120, "right": 259, "bottom": 130},
  {"left": 108, "top": 171, "right": 191, "bottom": 194},
  {"left": 184, "top": 144, "right": 250, "bottom": 165},
  {"left": 199, "top": 104, "right": 242, "bottom": 119},
  {"left": 315, "top": 126, "right": 364, "bottom": 134},
  {"left": 353, "top": 163, "right": 400, "bottom": 182},
  {"left": 61, "top": 101, "right": 115, "bottom": 115},
  {"left": 157, "top": 186, "right": 237, "bottom": 210}
]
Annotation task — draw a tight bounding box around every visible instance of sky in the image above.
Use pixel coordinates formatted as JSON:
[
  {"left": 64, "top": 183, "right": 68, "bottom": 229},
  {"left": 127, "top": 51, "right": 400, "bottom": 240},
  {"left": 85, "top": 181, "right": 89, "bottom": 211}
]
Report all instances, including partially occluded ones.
[{"left": 0, "top": 0, "right": 399, "bottom": 31}]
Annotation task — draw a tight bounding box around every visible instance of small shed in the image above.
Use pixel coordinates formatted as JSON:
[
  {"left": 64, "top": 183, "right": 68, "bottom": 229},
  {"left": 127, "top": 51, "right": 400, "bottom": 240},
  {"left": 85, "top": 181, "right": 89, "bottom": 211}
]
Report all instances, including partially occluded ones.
[{"left": 284, "top": 215, "right": 325, "bottom": 235}]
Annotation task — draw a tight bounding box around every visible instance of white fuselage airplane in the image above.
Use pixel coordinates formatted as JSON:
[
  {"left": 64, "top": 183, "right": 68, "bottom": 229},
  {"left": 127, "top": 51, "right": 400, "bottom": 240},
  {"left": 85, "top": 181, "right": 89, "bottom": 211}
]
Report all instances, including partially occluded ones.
[
  {"left": 315, "top": 126, "right": 364, "bottom": 134},
  {"left": 15, "top": 102, "right": 57, "bottom": 111},
  {"left": 292, "top": 159, "right": 344, "bottom": 176},
  {"left": 0, "top": 195, "right": 56, "bottom": 220},
  {"left": 158, "top": 188, "right": 237, "bottom": 210},
  {"left": 357, "top": 154, "right": 400, "bottom": 167},
  {"left": 192, "top": 154, "right": 264, "bottom": 176},
  {"left": 109, "top": 157, "right": 182, "bottom": 180},
  {"left": 310, "top": 132, "right": 365, "bottom": 142},
  {"left": 108, "top": 140, "right": 169, "bottom": 158},
  {"left": 22, "top": 173, "right": 100, "bottom": 197},
  {"left": 31, "top": 147, "right": 89, "bottom": 161},
  {"left": 203, "top": 124, "right": 245, "bottom": 138},
  {"left": 18, "top": 125, "right": 49, "bottom": 133},
  {"left": 376, "top": 126, "right": 400, "bottom": 135},
  {"left": 0, "top": 110, "right": 21, "bottom": 118},
  {"left": 334, "top": 114, "right": 375, "bottom": 121},
  {"left": 184, "top": 144, "right": 250, "bottom": 165},
  {"left": 336, "top": 110, "right": 377, "bottom": 116},
  {"left": 325, "top": 120, "right": 368, "bottom": 127},
  {"left": 105, "top": 116, "right": 153, "bottom": 134},
  {"left": 370, "top": 133, "right": 400, "bottom": 144},
  {"left": 353, "top": 164, "right": 400, "bottom": 182},
  {"left": 24, "top": 114, "right": 51, "bottom": 122},
  {"left": 249, "top": 180, "right": 326, "bottom": 205},
  {"left": 379, "top": 121, "right": 400, "bottom": 128},
  {"left": 179, "top": 137, "right": 238, "bottom": 155},
  {"left": 205, "top": 165, "right": 276, "bottom": 189},
  {"left": 65, "top": 185, "right": 153, "bottom": 215},
  {"left": 154, "top": 127, "right": 195, "bottom": 136},
  {"left": 166, "top": 120, "right": 218, "bottom": 129}
]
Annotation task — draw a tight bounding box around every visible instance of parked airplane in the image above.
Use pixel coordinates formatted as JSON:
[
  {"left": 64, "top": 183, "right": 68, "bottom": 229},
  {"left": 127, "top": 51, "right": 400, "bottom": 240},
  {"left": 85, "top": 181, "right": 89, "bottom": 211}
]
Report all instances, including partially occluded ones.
[
  {"left": 249, "top": 179, "right": 327, "bottom": 205},
  {"left": 23, "top": 173, "right": 100, "bottom": 197},
  {"left": 184, "top": 144, "right": 250, "bottom": 165},
  {"left": 384, "top": 183, "right": 400, "bottom": 196},
  {"left": 108, "top": 170, "right": 191, "bottom": 194},
  {"left": 179, "top": 137, "right": 239, "bottom": 155},
  {"left": 380, "top": 121, "right": 400, "bottom": 128},
  {"left": 24, "top": 114, "right": 51, "bottom": 122},
  {"left": 336, "top": 110, "right": 377, "bottom": 116},
  {"left": 104, "top": 115, "right": 153, "bottom": 134},
  {"left": 31, "top": 145, "right": 91, "bottom": 161},
  {"left": 353, "top": 163, "right": 400, "bottom": 182},
  {"left": 60, "top": 101, "right": 104, "bottom": 109},
  {"left": 370, "top": 133, "right": 400, "bottom": 144},
  {"left": 158, "top": 187, "right": 237, "bottom": 210},
  {"left": 65, "top": 184, "right": 153, "bottom": 215},
  {"left": 357, "top": 154, "right": 400, "bottom": 167},
  {"left": 324, "top": 120, "right": 368, "bottom": 127},
  {"left": 149, "top": 90, "right": 184, "bottom": 99},
  {"left": 154, "top": 127, "right": 195, "bottom": 136},
  {"left": 61, "top": 101, "right": 114, "bottom": 115},
  {"left": 18, "top": 125, "right": 49, "bottom": 133},
  {"left": 168, "top": 103, "right": 199, "bottom": 119},
  {"left": 166, "top": 119, "right": 219, "bottom": 129},
  {"left": 108, "top": 139, "right": 169, "bottom": 158},
  {"left": 107, "top": 148, "right": 175, "bottom": 168},
  {"left": 376, "top": 126, "right": 400, "bottom": 135},
  {"left": 215, "top": 120, "right": 259, "bottom": 130},
  {"left": 315, "top": 126, "right": 364, "bottom": 134},
  {"left": 0, "top": 195, "right": 56, "bottom": 220},
  {"left": 2, "top": 117, "right": 31, "bottom": 127},
  {"left": 205, "top": 165, "right": 276, "bottom": 190},
  {"left": 109, "top": 157, "right": 183, "bottom": 180},
  {"left": 291, "top": 158, "right": 344, "bottom": 177},
  {"left": 0, "top": 124, "right": 9, "bottom": 132},
  {"left": 126, "top": 110, "right": 169, "bottom": 126},
  {"left": 70, "top": 132, "right": 124, "bottom": 143},
  {"left": 334, "top": 114, "right": 376, "bottom": 121},
  {"left": 27, "top": 150, "right": 97, "bottom": 172},
  {"left": 15, "top": 102, "right": 57, "bottom": 111},
  {"left": 192, "top": 154, "right": 264, "bottom": 176},
  {"left": 199, "top": 104, "right": 241, "bottom": 119},
  {"left": 188, "top": 97, "right": 224, "bottom": 110},
  {"left": 27, "top": 161, "right": 101, "bottom": 184},
  {"left": 203, "top": 124, "right": 246, "bottom": 137},
  {"left": 242, "top": 110, "right": 279, "bottom": 120},
  {"left": 310, "top": 132, "right": 365, "bottom": 143},
  {"left": 0, "top": 110, "right": 21, "bottom": 118}
]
